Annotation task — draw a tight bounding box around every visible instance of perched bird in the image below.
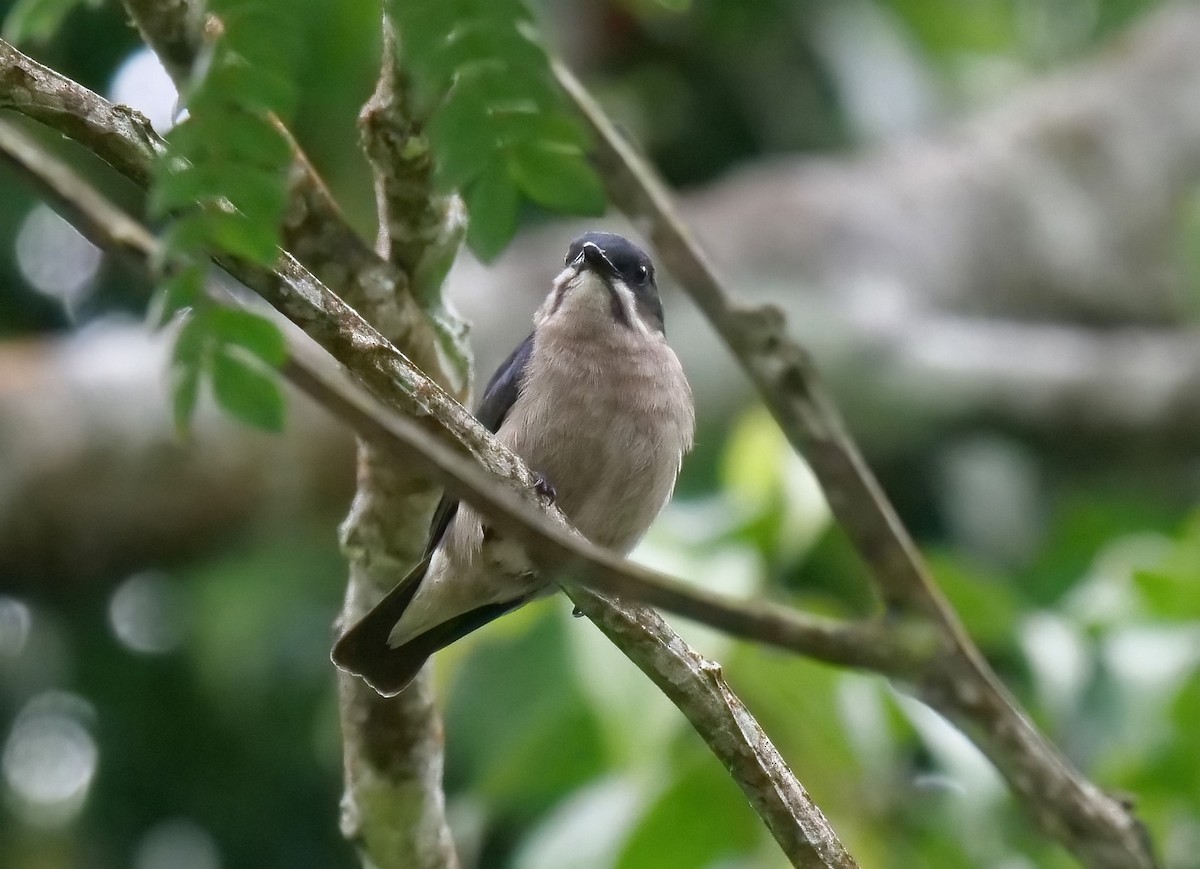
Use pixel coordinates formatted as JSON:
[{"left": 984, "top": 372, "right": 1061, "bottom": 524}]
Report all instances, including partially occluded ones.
[{"left": 332, "top": 232, "right": 695, "bottom": 696}]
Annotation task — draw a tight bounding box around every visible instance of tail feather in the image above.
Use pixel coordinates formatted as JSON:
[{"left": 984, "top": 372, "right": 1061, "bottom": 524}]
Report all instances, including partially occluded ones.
[{"left": 331, "top": 555, "right": 527, "bottom": 697}]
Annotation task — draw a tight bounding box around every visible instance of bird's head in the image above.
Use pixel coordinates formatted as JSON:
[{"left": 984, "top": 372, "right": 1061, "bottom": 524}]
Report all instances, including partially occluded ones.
[{"left": 542, "top": 232, "right": 665, "bottom": 335}]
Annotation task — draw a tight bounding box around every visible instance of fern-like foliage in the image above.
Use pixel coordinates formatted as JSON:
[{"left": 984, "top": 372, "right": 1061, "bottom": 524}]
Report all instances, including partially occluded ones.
[
  {"left": 389, "top": 0, "right": 607, "bottom": 260},
  {"left": 150, "top": 0, "right": 312, "bottom": 432}
]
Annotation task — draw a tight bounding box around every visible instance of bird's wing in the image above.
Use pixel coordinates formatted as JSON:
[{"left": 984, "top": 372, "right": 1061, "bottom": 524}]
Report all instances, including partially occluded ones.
[{"left": 423, "top": 332, "right": 535, "bottom": 555}]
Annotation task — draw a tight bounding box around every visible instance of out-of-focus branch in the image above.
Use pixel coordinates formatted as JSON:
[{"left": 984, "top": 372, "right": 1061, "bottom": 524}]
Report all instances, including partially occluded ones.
[
  {"left": 0, "top": 114, "right": 861, "bottom": 869},
  {"left": 0, "top": 329, "right": 353, "bottom": 586},
  {"left": 121, "top": 0, "right": 201, "bottom": 84},
  {"left": 553, "top": 48, "right": 1157, "bottom": 869},
  {"left": 681, "top": 2, "right": 1200, "bottom": 327},
  {"left": 859, "top": 315, "right": 1200, "bottom": 445}
]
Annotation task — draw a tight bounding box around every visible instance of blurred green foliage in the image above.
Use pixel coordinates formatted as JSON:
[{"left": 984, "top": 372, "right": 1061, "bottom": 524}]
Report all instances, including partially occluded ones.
[
  {"left": 1, "top": 0, "right": 1195, "bottom": 868},
  {"left": 149, "top": 0, "right": 313, "bottom": 432},
  {"left": 389, "top": 0, "right": 606, "bottom": 258}
]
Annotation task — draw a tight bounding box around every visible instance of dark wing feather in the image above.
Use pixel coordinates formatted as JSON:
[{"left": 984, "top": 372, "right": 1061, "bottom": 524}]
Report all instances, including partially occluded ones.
[
  {"left": 423, "top": 333, "right": 534, "bottom": 555},
  {"left": 331, "top": 552, "right": 530, "bottom": 696},
  {"left": 346, "top": 598, "right": 526, "bottom": 696}
]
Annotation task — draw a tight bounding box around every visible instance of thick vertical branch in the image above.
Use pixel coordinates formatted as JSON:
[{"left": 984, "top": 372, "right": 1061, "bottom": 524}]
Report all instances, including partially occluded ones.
[
  {"left": 358, "top": 19, "right": 466, "bottom": 298},
  {"left": 337, "top": 14, "right": 466, "bottom": 869}
]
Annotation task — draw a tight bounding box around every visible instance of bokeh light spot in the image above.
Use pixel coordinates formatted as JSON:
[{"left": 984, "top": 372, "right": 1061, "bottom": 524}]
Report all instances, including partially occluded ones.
[
  {"left": 109, "top": 571, "right": 185, "bottom": 655},
  {"left": 109, "top": 47, "right": 179, "bottom": 132},
  {"left": 2, "top": 692, "right": 98, "bottom": 827},
  {"left": 14, "top": 205, "right": 103, "bottom": 310},
  {"left": 0, "top": 596, "right": 32, "bottom": 660}
]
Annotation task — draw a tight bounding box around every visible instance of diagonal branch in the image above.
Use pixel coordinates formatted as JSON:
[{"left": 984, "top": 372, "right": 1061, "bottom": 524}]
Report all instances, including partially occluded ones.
[
  {"left": 343, "top": 12, "right": 466, "bottom": 869},
  {"left": 552, "top": 57, "right": 1155, "bottom": 869},
  {"left": 0, "top": 114, "right": 861, "bottom": 869}
]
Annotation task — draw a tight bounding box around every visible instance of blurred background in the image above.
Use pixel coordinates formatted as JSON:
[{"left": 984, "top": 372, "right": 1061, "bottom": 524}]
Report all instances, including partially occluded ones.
[{"left": 3, "top": 0, "right": 1200, "bottom": 867}]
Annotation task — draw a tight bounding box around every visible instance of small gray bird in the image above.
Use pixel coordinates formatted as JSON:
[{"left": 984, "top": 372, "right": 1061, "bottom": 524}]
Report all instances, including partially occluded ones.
[{"left": 332, "top": 232, "right": 695, "bottom": 696}]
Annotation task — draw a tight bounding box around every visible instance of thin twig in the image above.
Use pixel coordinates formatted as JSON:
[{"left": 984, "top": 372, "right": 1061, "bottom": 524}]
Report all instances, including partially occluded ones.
[
  {"left": 551, "top": 57, "right": 1155, "bottom": 869},
  {"left": 0, "top": 115, "right": 860, "bottom": 869}
]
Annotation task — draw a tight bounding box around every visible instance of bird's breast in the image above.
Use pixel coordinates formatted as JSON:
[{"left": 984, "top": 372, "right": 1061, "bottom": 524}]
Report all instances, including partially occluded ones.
[{"left": 500, "top": 323, "right": 694, "bottom": 553}]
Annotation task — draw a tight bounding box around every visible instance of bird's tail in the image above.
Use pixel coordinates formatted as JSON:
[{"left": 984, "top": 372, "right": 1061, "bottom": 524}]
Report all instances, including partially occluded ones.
[{"left": 331, "top": 555, "right": 526, "bottom": 697}]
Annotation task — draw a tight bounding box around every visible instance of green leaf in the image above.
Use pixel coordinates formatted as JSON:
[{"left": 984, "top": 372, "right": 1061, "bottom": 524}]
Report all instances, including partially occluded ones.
[
  {"left": 429, "top": 82, "right": 499, "bottom": 190},
  {"left": 151, "top": 163, "right": 287, "bottom": 223},
  {"left": 1134, "top": 569, "right": 1200, "bottom": 620},
  {"left": 220, "top": 6, "right": 302, "bottom": 69},
  {"left": 150, "top": 263, "right": 206, "bottom": 326},
  {"left": 508, "top": 140, "right": 606, "bottom": 214},
  {"left": 209, "top": 307, "right": 287, "bottom": 367},
  {"left": 928, "top": 552, "right": 1019, "bottom": 647},
  {"left": 172, "top": 306, "right": 213, "bottom": 367},
  {"left": 389, "top": 4, "right": 454, "bottom": 74},
  {"left": 172, "top": 358, "right": 203, "bottom": 433},
  {"left": 465, "top": 162, "right": 521, "bottom": 261},
  {"left": 167, "top": 113, "right": 292, "bottom": 169},
  {"left": 498, "top": 111, "right": 591, "bottom": 150},
  {"left": 211, "top": 348, "right": 286, "bottom": 432},
  {"left": 170, "top": 310, "right": 212, "bottom": 433},
  {"left": 203, "top": 209, "right": 282, "bottom": 264},
  {"left": 190, "top": 53, "right": 299, "bottom": 117},
  {"left": 429, "top": 24, "right": 546, "bottom": 84},
  {"left": 616, "top": 757, "right": 760, "bottom": 869}
]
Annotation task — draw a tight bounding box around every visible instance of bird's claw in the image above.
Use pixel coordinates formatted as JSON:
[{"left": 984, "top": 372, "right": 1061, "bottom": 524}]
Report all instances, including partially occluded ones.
[{"left": 534, "top": 474, "right": 557, "bottom": 504}]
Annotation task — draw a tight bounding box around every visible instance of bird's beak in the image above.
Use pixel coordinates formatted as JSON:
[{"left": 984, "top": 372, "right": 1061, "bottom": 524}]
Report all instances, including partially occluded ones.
[{"left": 577, "top": 242, "right": 620, "bottom": 281}]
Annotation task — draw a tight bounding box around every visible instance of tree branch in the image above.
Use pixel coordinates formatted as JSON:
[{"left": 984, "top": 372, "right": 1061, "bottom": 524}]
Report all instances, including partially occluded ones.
[
  {"left": 116, "top": 2, "right": 459, "bottom": 393},
  {"left": 553, "top": 55, "right": 1156, "bottom": 869},
  {"left": 0, "top": 327, "right": 353, "bottom": 585},
  {"left": 0, "top": 114, "right": 861, "bottom": 868},
  {"left": 340, "top": 11, "right": 466, "bottom": 869},
  {"left": 358, "top": 17, "right": 465, "bottom": 299}
]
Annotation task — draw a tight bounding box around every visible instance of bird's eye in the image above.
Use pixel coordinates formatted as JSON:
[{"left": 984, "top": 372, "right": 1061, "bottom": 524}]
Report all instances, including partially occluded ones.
[{"left": 635, "top": 265, "right": 649, "bottom": 283}]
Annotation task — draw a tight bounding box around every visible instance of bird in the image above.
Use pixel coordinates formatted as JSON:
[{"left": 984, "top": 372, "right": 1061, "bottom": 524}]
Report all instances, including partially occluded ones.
[{"left": 331, "top": 231, "right": 695, "bottom": 696}]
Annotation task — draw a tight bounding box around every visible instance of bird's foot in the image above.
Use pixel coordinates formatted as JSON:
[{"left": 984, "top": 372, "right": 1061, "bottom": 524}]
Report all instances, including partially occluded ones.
[{"left": 534, "top": 474, "right": 557, "bottom": 505}]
